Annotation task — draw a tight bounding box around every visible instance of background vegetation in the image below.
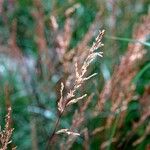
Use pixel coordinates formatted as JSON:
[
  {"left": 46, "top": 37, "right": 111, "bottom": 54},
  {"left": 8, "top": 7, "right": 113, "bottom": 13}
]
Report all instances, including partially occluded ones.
[{"left": 0, "top": 0, "right": 150, "bottom": 149}]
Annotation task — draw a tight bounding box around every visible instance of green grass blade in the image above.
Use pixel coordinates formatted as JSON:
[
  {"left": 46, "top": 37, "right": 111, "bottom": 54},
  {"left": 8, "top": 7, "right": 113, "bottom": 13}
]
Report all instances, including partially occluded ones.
[
  {"left": 105, "top": 35, "right": 150, "bottom": 47},
  {"left": 133, "top": 62, "right": 150, "bottom": 84}
]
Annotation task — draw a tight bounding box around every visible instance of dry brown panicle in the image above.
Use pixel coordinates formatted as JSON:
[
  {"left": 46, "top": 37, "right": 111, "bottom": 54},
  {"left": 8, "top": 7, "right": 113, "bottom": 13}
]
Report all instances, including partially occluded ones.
[
  {"left": 48, "top": 29, "right": 105, "bottom": 147},
  {"left": 51, "top": 15, "right": 72, "bottom": 62},
  {"left": 0, "top": 107, "right": 15, "bottom": 150},
  {"left": 33, "top": 0, "right": 54, "bottom": 78},
  {"left": 8, "top": 19, "right": 23, "bottom": 60},
  {"left": 55, "top": 30, "right": 105, "bottom": 150},
  {"left": 49, "top": 6, "right": 75, "bottom": 83},
  {"left": 62, "top": 12, "right": 102, "bottom": 88},
  {"left": 33, "top": 0, "right": 48, "bottom": 55},
  {"left": 98, "top": 14, "right": 150, "bottom": 127},
  {"left": 58, "top": 30, "right": 104, "bottom": 113},
  {"left": 0, "top": 19, "right": 23, "bottom": 60},
  {"left": 50, "top": 4, "right": 78, "bottom": 63}
]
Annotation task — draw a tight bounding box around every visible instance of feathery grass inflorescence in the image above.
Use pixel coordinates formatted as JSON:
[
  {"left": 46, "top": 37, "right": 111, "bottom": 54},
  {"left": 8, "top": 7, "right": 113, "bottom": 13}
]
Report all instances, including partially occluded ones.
[
  {"left": 58, "top": 30, "right": 105, "bottom": 114},
  {"left": 96, "top": 14, "right": 150, "bottom": 149},
  {"left": 98, "top": 14, "right": 150, "bottom": 128},
  {"left": 0, "top": 107, "right": 15, "bottom": 150},
  {"left": 47, "top": 30, "right": 104, "bottom": 147}
]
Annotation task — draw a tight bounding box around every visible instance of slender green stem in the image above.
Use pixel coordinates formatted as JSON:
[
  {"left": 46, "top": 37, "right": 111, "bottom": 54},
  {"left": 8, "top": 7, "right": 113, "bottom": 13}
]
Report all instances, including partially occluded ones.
[
  {"left": 133, "top": 63, "right": 150, "bottom": 84},
  {"left": 107, "top": 113, "right": 120, "bottom": 150},
  {"left": 105, "top": 35, "right": 150, "bottom": 47}
]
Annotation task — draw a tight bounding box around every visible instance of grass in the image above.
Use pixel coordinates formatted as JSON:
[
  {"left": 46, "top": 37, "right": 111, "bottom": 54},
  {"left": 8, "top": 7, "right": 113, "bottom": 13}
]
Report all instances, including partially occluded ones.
[{"left": 0, "top": 0, "right": 150, "bottom": 149}]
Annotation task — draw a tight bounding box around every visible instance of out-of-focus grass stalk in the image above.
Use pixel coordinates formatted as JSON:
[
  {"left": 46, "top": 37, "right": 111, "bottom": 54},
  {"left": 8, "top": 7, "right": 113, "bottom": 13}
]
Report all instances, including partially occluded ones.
[{"left": 107, "top": 112, "right": 120, "bottom": 150}]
